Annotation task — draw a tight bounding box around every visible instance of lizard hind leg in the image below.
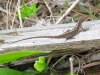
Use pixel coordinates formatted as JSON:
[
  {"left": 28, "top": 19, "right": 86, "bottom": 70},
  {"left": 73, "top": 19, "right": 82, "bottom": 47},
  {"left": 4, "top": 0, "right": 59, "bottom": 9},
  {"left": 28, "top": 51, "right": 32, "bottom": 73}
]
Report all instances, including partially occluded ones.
[{"left": 65, "top": 35, "right": 74, "bottom": 41}]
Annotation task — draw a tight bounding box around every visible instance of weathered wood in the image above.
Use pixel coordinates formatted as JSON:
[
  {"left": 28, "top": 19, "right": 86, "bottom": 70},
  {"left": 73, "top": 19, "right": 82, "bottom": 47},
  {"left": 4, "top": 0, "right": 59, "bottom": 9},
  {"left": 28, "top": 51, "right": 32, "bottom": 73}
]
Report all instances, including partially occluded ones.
[{"left": 0, "top": 20, "right": 100, "bottom": 54}]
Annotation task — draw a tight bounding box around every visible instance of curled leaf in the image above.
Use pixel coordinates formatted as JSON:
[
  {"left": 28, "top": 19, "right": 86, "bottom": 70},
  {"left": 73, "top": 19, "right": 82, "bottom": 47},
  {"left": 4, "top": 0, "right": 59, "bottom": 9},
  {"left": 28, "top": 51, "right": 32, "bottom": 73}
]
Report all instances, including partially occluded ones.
[{"left": 34, "top": 56, "right": 46, "bottom": 72}]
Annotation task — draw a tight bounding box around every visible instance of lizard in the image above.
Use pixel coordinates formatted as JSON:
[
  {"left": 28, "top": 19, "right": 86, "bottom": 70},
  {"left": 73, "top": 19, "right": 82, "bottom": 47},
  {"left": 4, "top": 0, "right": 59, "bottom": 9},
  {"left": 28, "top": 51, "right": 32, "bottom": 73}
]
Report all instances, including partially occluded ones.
[{"left": 9, "top": 15, "right": 89, "bottom": 43}]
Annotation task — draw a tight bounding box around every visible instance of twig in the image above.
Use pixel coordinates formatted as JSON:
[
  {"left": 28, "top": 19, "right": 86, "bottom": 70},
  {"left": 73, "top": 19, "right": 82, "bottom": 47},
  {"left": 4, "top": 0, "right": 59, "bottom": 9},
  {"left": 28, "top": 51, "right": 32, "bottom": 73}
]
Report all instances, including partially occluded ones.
[
  {"left": 51, "top": 54, "right": 71, "bottom": 69},
  {"left": 6, "top": 0, "right": 9, "bottom": 29},
  {"left": 55, "top": 0, "right": 81, "bottom": 24},
  {"left": 69, "top": 56, "right": 74, "bottom": 75},
  {"left": 0, "top": 7, "right": 7, "bottom": 13},
  {"left": 11, "top": 0, "right": 18, "bottom": 28},
  {"left": 11, "top": 11, "right": 17, "bottom": 28},
  {"left": 44, "top": 0, "right": 55, "bottom": 24},
  {"left": 17, "top": 0, "right": 23, "bottom": 28}
]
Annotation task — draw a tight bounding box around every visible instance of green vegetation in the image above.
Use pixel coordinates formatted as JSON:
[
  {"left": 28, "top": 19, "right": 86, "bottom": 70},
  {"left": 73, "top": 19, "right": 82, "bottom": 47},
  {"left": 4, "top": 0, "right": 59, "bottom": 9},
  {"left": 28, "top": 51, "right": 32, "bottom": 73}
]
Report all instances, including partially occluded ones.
[
  {"left": 0, "top": 51, "right": 49, "bottom": 75},
  {"left": 34, "top": 56, "right": 47, "bottom": 72},
  {"left": 0, "top": 68, "right": 30, "bottom": 75},
  {"left": 0, "top": 51, "right": 48, "bottom": 64},
  {"left": 65, "top": 0, "right": 69, "bottom": 7},
  {"left": 77, "top": 2, "right": 99, "bottom": 20},
  {"left": 16, "top": 2, "right": 42, "bottom": 19}
]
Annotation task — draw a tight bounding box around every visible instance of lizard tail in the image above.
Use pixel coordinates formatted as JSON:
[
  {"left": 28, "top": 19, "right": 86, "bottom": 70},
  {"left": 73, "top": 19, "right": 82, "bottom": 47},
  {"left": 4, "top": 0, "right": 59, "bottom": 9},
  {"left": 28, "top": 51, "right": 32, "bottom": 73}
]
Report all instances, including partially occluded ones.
[
  {"left": 33, "top": 35, "right": 64, "bottom": 38},
  {"left": 8, "top": 35, "right": 64, "bottom": 43}
]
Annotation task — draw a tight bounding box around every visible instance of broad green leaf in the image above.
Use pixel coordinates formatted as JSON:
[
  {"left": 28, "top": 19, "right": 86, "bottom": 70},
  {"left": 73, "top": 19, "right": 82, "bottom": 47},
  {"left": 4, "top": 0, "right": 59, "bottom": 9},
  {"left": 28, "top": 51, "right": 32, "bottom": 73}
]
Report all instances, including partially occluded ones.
[
  {"left": 0, "top": 51, "right": 48, "bottom": 64},
  {"left": 0, "top": 68, "right": 30, "bottom": 75},
  {"left": 34, "top": 56, "right": 46, "bottom": 72}
]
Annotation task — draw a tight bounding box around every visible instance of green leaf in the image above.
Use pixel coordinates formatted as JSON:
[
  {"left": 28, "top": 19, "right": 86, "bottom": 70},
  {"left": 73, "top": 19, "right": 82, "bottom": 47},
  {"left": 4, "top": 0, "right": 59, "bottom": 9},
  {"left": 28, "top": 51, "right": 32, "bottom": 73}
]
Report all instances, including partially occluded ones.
[
  {"left": 34, "top": 56, "right": 46, "bottom": 72},
  {"left": 0, "top": 68, "right": 30, "bottom": 75},
  {"left": 28, "top": 4, "right": 37, "bottom": 17},
  {"left": 22, "top": 2, "right": 28, "bottom": 15},
  {"left": 21, "top": 2, "right": 29, "bottom": 18},
  {"left": 0, "top": 51, "right": 48, "bottom": 64},
  {"left": 77, "top": 2, "right": 99, "bottom": 20},
  {"left": 32, "top": 4, "right": 37, "bottom": 13},
  {"left": 65, "top": 0, "right": 69, "bottom": 7}
]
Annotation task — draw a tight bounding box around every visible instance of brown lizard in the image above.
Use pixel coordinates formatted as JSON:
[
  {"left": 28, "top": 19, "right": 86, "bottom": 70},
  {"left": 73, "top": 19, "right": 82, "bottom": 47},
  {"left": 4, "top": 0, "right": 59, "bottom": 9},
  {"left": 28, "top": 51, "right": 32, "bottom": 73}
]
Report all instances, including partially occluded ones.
[{"left": 9, "top": 15, "right": 88, "bottom": 43}]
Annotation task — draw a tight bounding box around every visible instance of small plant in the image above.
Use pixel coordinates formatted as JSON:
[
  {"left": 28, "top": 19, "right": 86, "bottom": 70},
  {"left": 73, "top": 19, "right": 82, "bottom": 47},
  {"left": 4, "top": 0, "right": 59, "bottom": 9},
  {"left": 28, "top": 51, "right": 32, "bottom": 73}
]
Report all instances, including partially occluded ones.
[
  {"left": 26, "top": 56, "right": 48, "bottom": 75},
  {"left": 0, "top": 52, "right": 50, "bottom": 75},
  {"left": 16, "top": 2, "right": 42, "bottom": 19},
  {"left": 34, "top": 56, "right": 47, "bottom": 72}
]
